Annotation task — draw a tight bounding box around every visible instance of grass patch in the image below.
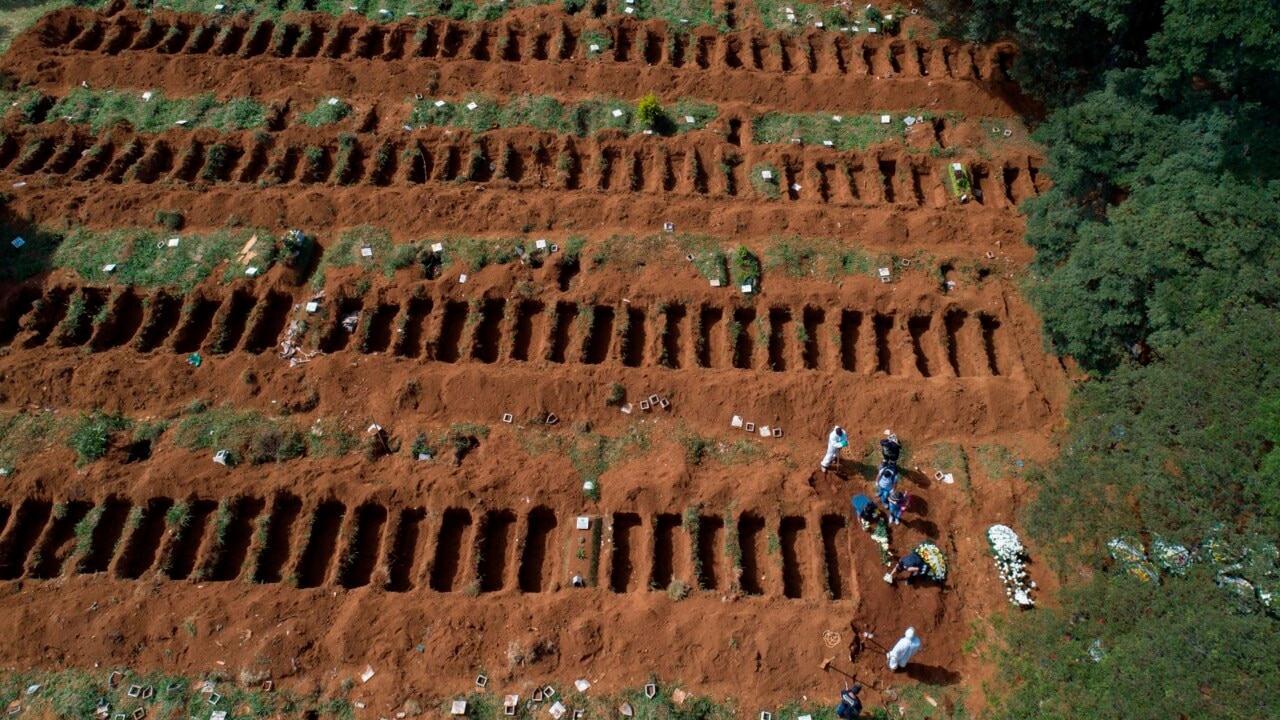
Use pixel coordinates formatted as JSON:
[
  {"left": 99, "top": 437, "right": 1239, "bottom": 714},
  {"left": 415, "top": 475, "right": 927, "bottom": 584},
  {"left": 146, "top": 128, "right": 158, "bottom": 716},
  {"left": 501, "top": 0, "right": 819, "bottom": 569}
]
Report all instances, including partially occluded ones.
[
  {"left": 152, "top": 0, "right": 552, "bottom": 23},
  {"left": 0, "top": 411, "right": 66, "bottom": 472},
  {"left": 0, "top": 667, "right": 353, "bottom": 720},
  {"left": 620, "top": 0, "right": 719, "bottom": 28},
  {"left": 931, "top": 441, "right": 973, "bottom": 505},
  {"left": 678, "top": 427, "right": 767, "bottom": 466},
  {"left": 174, "top": 402, "right": 306, "bottom": 466},
  {"left": 580, "top": 29, "right": 612, "bottom": 58},
  {"left": 409, "top": 93, "right": 717, "bottom": 137},
  {"left": 587, "top": 232, "right": 729, "bottom": 285},
  {"left": 749, "top": 163, "right": 782, "bottom": 199},
  {"left": 763, "top": 235, "right": 885, "bottom": 279},
  {"left": 306, "top": 417, "right": 361, "bottom": 458},
  {"left": 409, "top": 423, "right": 490, "bottom": 465},
  {"left": 753, "top": 111, "right": 908, "bottom": 151},
  {"left": 298, "top": 97, "right": 353, "bottom": 127},
  {"left": 519, "top": 423, "right": 652, "bottom": 499},
  {"left": 39, "top": 226, "right": 274, "bottom": 292},
  {"left": 0, "top": 1, "right": 88, "bottom": 57},
  {"left": 67, "top": 410, "right": 131, "bottom": 466},
  {"left": 46, "top": 88, "right": 268, "bottom": 133},
  {"left": 322, "top": 225, "right": 393, "bottom": 273},
  {"left": 975, "top": 443, "right": 1017, "bottom": 479},
  {"left": 729, "top": 245, "right": 762, "bottom": 292}
]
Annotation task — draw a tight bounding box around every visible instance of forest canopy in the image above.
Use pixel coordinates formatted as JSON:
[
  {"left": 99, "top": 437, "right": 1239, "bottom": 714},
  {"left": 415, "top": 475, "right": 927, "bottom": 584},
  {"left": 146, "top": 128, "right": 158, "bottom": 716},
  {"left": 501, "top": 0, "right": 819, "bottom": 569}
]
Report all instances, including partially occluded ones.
[{"left": 921, "top": 1, "right": 1280, "bottom": 717}]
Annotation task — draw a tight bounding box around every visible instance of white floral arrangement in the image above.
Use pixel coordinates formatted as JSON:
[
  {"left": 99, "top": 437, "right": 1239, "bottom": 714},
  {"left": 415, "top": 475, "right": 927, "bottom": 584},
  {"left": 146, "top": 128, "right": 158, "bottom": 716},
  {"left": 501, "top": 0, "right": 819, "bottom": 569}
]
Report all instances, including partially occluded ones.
[{"left": 988, "top": 524, "right": 1035, "bottom": 607}]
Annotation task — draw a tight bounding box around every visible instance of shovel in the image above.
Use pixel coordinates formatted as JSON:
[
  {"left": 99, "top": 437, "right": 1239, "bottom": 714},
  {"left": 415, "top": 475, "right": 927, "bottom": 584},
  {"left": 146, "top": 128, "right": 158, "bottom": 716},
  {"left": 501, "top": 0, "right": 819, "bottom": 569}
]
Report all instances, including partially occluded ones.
[{"left": 820, "top": 657, "right": 856, "bottom": 682}]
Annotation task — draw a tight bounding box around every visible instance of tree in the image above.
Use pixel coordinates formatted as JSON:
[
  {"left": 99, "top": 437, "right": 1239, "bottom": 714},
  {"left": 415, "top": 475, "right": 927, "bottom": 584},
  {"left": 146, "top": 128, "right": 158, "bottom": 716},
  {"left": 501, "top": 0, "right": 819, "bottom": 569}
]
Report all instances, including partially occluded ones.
[{"left": 636, "top": 93, "right": 662, "bottom": 130}]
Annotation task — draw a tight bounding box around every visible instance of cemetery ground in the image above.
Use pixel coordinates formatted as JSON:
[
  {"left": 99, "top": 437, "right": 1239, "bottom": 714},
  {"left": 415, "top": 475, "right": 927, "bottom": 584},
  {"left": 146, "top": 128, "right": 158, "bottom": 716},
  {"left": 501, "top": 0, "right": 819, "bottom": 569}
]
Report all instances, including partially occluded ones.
[{"left": 0, "top": 2, "right": 1068, "bottom": 718}]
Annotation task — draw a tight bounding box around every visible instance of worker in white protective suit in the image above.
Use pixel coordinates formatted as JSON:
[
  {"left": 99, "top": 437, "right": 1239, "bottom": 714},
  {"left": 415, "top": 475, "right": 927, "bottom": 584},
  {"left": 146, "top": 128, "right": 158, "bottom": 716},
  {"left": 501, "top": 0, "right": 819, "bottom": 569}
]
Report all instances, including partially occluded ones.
[
  {"left": 820, "top": 426, "right": 848, "bottom": 473},
  {"left": 886, "top": 627, "right": 922, "bottom": 671}
]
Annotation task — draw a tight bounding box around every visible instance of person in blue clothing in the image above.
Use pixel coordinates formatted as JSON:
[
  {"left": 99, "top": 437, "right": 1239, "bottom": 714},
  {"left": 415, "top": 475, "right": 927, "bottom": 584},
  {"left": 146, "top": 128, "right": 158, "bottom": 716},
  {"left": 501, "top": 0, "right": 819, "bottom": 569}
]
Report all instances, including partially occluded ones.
[
  {"left": 835, "top": 684, "right": 862, "bottom": 718},
  {"left": 876, "top": 463, "right": 898, "bottom": 504},
  {"left": 886, "top": 489, "right": 909, "bottom": 525},
  {"left": 850, "top": 494, "right": 884, "bottom": 527},
  {"left": 890, "top": 552, "right": 927, "bottom": 584}
]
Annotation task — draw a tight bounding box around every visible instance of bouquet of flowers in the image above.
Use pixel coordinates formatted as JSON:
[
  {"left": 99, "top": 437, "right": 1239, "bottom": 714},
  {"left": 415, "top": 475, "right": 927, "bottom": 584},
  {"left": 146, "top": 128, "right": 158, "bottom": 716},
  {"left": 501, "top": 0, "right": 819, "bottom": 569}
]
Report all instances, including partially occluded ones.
[
  {"left": 987, "top": 524, "right": 1035, "bottom": 608},
  {"left": 915, "top": 542, "right": 947, "bottom": 582},
  {"left": 1151, "top": 537, "right": 1192, "bottom": 576},
  {"left": 1107, "top": 537, "right": 1159, "bottom": 583}
]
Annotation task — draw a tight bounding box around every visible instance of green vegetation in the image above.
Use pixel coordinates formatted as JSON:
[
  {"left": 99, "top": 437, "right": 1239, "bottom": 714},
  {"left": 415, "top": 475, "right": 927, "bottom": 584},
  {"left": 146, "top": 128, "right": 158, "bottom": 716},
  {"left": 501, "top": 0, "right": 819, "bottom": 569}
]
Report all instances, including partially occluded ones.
[
  {"left": 408, "top": 93, "right": 716, "bottom": 137},
  {"left": 150, "top": 0, "right": 550, "bottom": 24},
  {"left": 752, "top": 111, "right": 907, "bottom": 151},
  {"left": 678, "top": 428, "right": 767, "bottom": 466},
  {"left": 762, "top": 236, "right": 882, "bottom": 279},
  {"left": 72, "top": 506, "right": 103, "bottom": 558},
  {"left": 0, "top": 225, "right": 273, "bottom": 291},
  {"left": 636, "top": 92, "right": 662, "bottom": 129},
  {"left": 298, "top": 97, "right": 353, "bottom": 127},
  {"left": 519, "top": 423, "right": 651, "bottom": 500},
  {"left": 66, "top": 410, "right": 131, "bottom": 466},
  {"left": 0, "top": 1, "right": 91, "bottom": 56},
  {"left": 0, "top": 668, "right": 352, "bottom": 720},
  {"left": 43, "top": 88, "right": 267, "bottom": 133},
  {"left": 617, "top": 0, "right": 719, "bottom": 29},
  {"left": 174, "top": 403, "right": 306, "bottom": 466},
  {"left": 923, "top": 2, "right": 1280, "bottom": 718},
  {"left": 306, "top": 417, "right": 360, "bottom": 458},
  {"left": 408, "top": 423, "right": 490, "bottom": 465},
  {"left": 729, "top": 246, "right": 761, "bottom": 292},
  {"left": 749, "top": 163, "right": 782, "bottom": 199},
  {"left": 580, "top": 29, "right": 612, "bottom": 58}
]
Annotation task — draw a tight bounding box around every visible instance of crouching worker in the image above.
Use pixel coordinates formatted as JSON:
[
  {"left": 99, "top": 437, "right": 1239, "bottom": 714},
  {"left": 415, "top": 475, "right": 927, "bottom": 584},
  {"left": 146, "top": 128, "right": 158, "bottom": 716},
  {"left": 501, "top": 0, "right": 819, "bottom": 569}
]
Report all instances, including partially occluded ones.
[
  {"left": 850, "top": 493, "right": 885, "bottom": 531},
  {"left": 888, "top": 552, "right": 927, "bottom": 584},
  {"left": 835, "top": 684, "right": 862, "bottom": 719}
]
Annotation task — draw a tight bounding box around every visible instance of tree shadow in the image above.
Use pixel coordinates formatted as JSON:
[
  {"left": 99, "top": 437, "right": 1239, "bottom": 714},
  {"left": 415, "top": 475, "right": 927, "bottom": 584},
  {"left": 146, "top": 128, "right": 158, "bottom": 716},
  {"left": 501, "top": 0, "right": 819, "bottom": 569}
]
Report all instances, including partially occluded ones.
[{"left": 904, "top": 663, "right": 962, "bottom": 685}]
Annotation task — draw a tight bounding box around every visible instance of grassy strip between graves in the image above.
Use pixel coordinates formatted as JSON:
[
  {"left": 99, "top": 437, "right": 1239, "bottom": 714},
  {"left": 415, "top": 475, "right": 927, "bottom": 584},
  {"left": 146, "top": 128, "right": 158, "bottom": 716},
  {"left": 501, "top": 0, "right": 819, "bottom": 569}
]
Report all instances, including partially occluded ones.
[
  {"left": 146, "top": 0, "right": 550, "bottom": 23},
  {"left": 0, "top": 88, "right": 945, "bottom": 154},
  {"left": 408, "top": 93, "right": 717, "bottom": 137},
  {"left": 0, "top": 667, "right": 968, "bottom": 720},
  {"left": 137, "top": 0, "right": 908, "bottom": 37},
  {"left": 752, "top": 111, "right": 919, "bottom": 151},
  {"left": 0, "top": 224, "right": 275, "bottom": 292},
  {"left": 41, "top": 88, "right": 269, "bottom": 133},
  {"left": 0, "top": 668, "right": 352, "bottom": 720},
  {"left": 0, "top": 404, "right": 493, "bottom": 472}
]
